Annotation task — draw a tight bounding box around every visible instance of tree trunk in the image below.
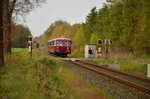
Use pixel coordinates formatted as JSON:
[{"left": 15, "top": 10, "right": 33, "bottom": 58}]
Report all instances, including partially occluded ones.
[
  {"left": 0, "top": 0, "right": 4, "bottom": 67},
  {"left": 4, "top": 16, "right": 11, "bottom": 53},
  {"left": 3, "top": 0, "right": 11, "bottom": 53}
]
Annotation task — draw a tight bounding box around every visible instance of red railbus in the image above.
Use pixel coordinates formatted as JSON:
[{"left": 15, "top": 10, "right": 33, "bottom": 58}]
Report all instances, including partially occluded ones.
[{"left": 47, "top": 38, "right": 72, "bottom": 57}]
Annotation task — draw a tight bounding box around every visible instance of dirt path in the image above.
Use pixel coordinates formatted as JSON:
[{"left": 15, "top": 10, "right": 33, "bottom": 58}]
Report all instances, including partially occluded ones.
[{"left": 62, "top": 68, "right": 105, "bottom": 99}]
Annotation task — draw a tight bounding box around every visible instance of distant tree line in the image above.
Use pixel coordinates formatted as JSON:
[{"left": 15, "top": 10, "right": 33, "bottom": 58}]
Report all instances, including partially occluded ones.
[
  {"left": 11, "top": 24, "right": 31, "bottom": 48},
  {"left": 40, "top": 0, "right": 150, "bottom": 57}
]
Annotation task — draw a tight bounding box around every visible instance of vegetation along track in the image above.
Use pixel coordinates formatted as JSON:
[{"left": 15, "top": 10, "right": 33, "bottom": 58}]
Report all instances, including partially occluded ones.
[
  {"left": 46, "top": 52, "right": 150, "bottom": 94},
  {"left": 79, "top": 60, "right": 150, "bottom": 83},
  {"left": 64, "top": 59, "right": 150, "bottom": 94}
]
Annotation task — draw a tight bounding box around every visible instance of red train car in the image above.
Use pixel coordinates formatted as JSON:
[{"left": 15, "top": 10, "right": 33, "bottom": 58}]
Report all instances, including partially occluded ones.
[{"left": 48, "top": 38, "right": 72, "bottom": 57}]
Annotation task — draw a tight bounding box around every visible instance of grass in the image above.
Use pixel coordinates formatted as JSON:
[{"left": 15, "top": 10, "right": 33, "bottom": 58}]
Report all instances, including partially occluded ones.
[
  {"left": 1, "top": 48, "right": 111, "bottom": 99},
  {"left": 90, "top": 53, "right": 149, "bottom": 76},
  {"left": 0, "top": 48, "right": 75, "bottom": 99},
  {"left": 11, "top": 48, "right": 27, "bottom": 53}
]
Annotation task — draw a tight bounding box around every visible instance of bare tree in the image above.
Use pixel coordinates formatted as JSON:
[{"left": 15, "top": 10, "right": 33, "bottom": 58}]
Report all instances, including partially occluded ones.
[
  {"left": 3, "top": 0, "right": 46, "bottom": 53},
  {"left": 0, "top": 0, "right": 4, "bottom": 67}
]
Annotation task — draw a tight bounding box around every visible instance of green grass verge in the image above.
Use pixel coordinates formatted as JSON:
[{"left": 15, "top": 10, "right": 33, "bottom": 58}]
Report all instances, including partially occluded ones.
[
  {"left": 0, "top": 48, "right": 75, "bottom": 99},
  {"left": 91, "top": 54, "right": 149, "bottom": 76}
]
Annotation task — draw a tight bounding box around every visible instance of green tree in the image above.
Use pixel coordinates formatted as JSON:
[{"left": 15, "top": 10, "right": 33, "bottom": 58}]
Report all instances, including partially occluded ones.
[
  {"left": 72, "top": 24, "right": 86, "bottom": 57},
  {"left": 109, "top": 2, "right": 123, "bottom": 48},
  {"left": 73, "top": 24, "right": 86, "bottom": 47},
  {"left": 122, "top": 0, "right": 141, "bottom": 52},
  {"left": 90, "top": 34, "right": 99, "bottom": 44},
  {"left": 139, "top": 0, "right": 150, "bottom": 55},
  {"left": 11, "top": 24, "right": 31, "bottom": 48},
  {"left": 96, "top": 4, "right": 110, "bottom": 39},
  {"left": 83, "top": 7, "right": 97, "bottom": 42}
]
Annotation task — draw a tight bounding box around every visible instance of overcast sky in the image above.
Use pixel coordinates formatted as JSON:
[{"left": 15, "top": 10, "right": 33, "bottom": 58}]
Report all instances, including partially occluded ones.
[{"left": 23, "top": 0, "right": 106, "bottom": 36}]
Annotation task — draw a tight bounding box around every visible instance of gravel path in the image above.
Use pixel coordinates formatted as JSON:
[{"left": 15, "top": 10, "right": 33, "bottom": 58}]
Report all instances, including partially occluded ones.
[{"left": 61, "top": 61, "right": 150, "bottom": 99}]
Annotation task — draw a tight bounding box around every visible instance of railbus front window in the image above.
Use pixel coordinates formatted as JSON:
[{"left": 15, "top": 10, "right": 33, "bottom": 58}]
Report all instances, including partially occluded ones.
[
  {"left": 56, "top": 41, "right": 63, "bottom": 46},
  {"left": 63, "top": 41, "right": 71, "bottom": 46}
]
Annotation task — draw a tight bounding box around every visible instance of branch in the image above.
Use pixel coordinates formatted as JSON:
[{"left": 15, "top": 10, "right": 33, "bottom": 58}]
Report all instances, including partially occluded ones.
[{"left": 9, "top": 0, "right": 17, "bottom": 15}]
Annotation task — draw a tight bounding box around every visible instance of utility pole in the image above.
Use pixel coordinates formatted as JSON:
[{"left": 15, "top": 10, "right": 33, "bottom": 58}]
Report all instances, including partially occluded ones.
[{"left": 0, "top": 0, "right": 4, "bottom": 67}]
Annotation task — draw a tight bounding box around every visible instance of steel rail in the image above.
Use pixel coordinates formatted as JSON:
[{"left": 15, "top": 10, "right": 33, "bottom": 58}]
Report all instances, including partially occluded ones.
[
  {"left": 78, "top": 60, "right": 150, "bottom": 83},
  {"left": 64, "top": 60, "right": 150, "bottom": 94}
]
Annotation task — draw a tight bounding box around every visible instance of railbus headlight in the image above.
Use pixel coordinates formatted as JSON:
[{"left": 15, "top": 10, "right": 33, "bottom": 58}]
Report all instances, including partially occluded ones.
[{"left": 56, "top": 47, "right": 59, "bottom": 52}]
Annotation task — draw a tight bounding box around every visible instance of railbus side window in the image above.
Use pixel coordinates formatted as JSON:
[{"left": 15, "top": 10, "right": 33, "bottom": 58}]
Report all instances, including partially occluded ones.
[
  {"left": 52, "top": 41, "right": 54, "bottom": 46},
  {"left": 54, "top": 41, "right": 56, "bottom": 46},
  {"left": 49, "top": 42, "right": 51, "bottom": 46},
  {"left": 48, "top": 42, "right": 50, "bottom": 46}
]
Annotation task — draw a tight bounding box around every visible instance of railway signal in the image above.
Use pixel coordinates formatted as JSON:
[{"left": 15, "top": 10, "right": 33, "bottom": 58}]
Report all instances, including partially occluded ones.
[
  {"left": 98, "top": 40, "right": 103, "bottom": 45},
  {"left": 97, "top": 40, "right": 103, "bottom": 57},
  {"left": 104, "top": 39, "right": 111, "bottom": 59},
  {"left": 27, "top": 35, "right": 33, "bottom": 58}
]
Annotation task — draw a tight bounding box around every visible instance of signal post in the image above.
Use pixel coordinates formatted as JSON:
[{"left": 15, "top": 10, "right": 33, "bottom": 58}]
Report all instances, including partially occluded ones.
[
  {"left": 104, "top": 39, "right": 111, "bottom": 59},
  {"left": 97, "top": 40, "right": 103, "bottom": 58},
  {"left": 27, "top": 36, "right": 33, "bottom": 58}
]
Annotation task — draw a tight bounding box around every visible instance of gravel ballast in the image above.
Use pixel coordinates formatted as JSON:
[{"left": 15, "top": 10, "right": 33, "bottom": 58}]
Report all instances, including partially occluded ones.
[{"left": 61, "top": 61, "right": 150, "bottom": 99}]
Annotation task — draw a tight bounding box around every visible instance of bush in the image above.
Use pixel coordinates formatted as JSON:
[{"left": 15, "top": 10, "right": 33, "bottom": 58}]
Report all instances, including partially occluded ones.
[{"left": 39, "top": 57, "right": 58, "bottom": 71}]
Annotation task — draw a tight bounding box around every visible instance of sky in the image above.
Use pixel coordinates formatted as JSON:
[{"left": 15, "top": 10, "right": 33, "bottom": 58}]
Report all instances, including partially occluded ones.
[{"left": 23, "top": 0, "right": 106, "bottom": 37}]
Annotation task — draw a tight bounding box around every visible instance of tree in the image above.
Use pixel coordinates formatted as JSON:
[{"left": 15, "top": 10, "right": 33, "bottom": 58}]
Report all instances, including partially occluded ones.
[
  {"left": 40, "top": 20, "right": 71, "bottom": 46},
  {"left": 50, "top": 20, "right": 71, "bottom": 38},
  {"left": 11, "top": 24, "right": 32, "bottom": 48},
  {"left": 3, "top": 0, "right": 46, "bottom": 53},
  {"left": 109, "top": 2, "right": 123, "bottom": 48},
  {"left": 3, "top": 0, "right": 16, "bottom": 53},
  {"left": 72, "top": 24, "right": 86, "bottom": 57},
  {"left": 73, "top": 24, "right": 86, "bottom": 48},
  {"left": 90, "top": 34, "right": 99, "bottom": 44},
  {"left": 138, "top": 0, "right": 150, "bottom": 55},
  {"left": 122, "top": 0, "right": 142, "bottom": 52},
  {"left": 83, "top": 7, "right": 97, "bottom": 42},
  {"left": 96, "top": 4, "right": 110, "bottom": 39},
  {"left": 0, "top": 0, "right": 4, "bottom": 67}
]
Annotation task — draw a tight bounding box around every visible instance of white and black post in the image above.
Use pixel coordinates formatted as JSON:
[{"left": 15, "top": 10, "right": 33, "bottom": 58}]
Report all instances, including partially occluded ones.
[{"left": 28, "top": 36, "right": 33, "bottom": 58}]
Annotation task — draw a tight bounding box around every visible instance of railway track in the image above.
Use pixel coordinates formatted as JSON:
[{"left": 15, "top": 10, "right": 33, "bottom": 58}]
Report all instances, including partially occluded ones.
[
  {"left": 78, "top": 60, "right": 150, "bottom": 83},
  {"left": 44, "top": 51, "right": 150, "bottom": 94},
  {"left": 64, "top": 59, "right": 150, "bottom": 94},
  {"left": 38, "top": 50, "right": 150, "bottom": 98}
]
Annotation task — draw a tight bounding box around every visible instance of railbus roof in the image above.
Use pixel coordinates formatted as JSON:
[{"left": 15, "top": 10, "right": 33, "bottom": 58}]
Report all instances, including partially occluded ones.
[{"left": 48, "top": 38, "right": 72, "bottom": 42}]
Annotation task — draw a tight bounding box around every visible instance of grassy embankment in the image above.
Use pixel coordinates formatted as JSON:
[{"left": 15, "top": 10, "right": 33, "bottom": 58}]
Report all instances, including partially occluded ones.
[
  {"left": 0, "top": 48, "right": 112, "bottom": 99},
  {"left": 90, "top": 53, "right": 150, "bottom": 76},
  {"left": 0, "top": 48, "right": 76, "bottom": 98}
]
